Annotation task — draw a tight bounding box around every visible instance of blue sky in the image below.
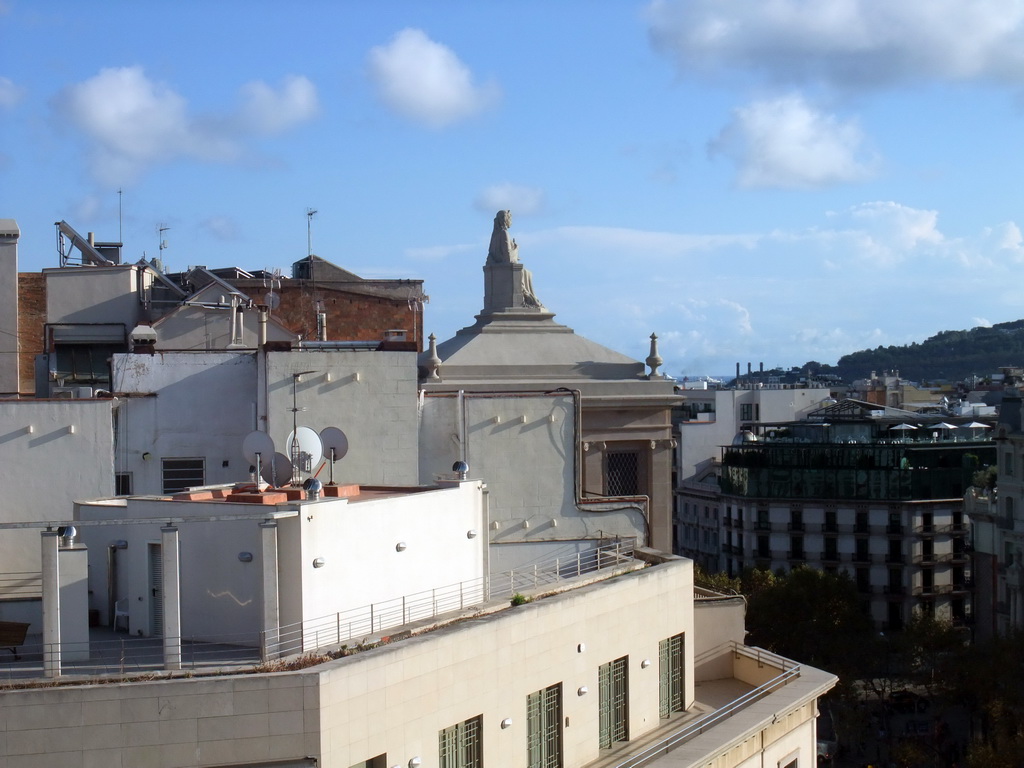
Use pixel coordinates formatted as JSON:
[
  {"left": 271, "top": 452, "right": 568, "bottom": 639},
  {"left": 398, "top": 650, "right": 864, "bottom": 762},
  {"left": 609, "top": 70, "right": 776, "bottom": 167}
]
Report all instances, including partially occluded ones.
[{"left": 3, "top": 1, "right": 1024, "bottom": 378}]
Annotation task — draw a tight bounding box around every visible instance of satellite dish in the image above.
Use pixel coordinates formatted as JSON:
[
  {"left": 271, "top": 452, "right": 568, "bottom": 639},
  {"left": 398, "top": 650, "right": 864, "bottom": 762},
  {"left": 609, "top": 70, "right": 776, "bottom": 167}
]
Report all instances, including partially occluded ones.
[
  {"left": 319, "top": 426, "right": 349, "bottom": 485},
  {"left": 265, "top": 291, "right": 280, "bottom": 310},
  {"left": 242, "top": 430, "right": 275, "bottom": 465},
  {"left": 320, "top": 427, "right": 349, "bottom": 462},
  {"left": 286, "top": 426, "right": 323, "bottom": 476},
  {"left": 261, "top": 451, "right": 294, "bottom": 487}
]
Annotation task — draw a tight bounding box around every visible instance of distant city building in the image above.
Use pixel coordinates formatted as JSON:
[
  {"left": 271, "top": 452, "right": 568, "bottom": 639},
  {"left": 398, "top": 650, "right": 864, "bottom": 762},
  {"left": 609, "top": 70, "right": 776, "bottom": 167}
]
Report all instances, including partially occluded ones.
[{"left": 678, "top": 397, "right": 994, "bottom": 629}]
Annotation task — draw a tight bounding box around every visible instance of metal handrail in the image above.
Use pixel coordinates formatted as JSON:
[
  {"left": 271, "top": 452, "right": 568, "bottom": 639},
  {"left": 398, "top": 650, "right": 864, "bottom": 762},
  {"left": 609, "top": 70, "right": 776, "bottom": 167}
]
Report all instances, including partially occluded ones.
[
  {"left": 1, "top": 540, "right": 639, "bottom": 681},
  {"left": 617, "top": 643, "right": 801, "bottom": 768},
  {"left": 264, "top": 539, "right": 637, "bottom": 657}
]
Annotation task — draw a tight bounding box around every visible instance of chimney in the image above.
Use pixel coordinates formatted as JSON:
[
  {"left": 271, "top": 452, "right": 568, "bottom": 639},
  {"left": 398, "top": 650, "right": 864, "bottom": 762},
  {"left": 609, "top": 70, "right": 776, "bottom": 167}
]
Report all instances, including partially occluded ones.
[{"left": 258, "top": 306, "right": 268, "bottom": 347}]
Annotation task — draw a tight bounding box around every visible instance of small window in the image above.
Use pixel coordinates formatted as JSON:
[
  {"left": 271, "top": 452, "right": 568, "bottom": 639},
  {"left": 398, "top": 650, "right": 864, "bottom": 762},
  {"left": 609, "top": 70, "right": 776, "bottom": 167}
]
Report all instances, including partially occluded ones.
[
  {"left": 115, "top": 472, "right": 132, "bottom": 496},
  {"left": 161, "top": 458, "right": 205, "bottom": 494},
  {"left": 439, "top": 715, "right": 483, "bottom": 768},
  {"left": 606, "top": 452, "right": 639, "bottom": 496}
]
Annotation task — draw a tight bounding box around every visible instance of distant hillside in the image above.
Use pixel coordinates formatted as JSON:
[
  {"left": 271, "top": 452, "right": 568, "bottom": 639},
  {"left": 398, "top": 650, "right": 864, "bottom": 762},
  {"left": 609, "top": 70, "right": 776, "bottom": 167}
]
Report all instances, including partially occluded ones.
[{"left": 826, "top": 320, "right": 1024, "bottom": 384}]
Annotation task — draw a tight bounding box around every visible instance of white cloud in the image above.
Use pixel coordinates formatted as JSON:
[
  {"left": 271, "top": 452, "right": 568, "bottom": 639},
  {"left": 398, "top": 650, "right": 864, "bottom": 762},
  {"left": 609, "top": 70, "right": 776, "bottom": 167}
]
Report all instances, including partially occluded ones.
[
  {"left": 238, "top": 75, "right": 319, "bottom": 135},
  {"left": 367, "top": 28, "right": 500, "bottom": 128},
  {"left": 201, "top": 216, "right": 240, "bottom": 241},
  {"left": 406, "top": 242, "right": 478, "bottom": 262},
  {"left": 646, "top": 0, "right": 1024, "bottom": 90},
  {"left": 0, "top": 76, "right": 23, "bottom": 108},
  {"left": 542, "top": 225, "right": 760, "bottom": 257},
  {"left": 821, "top": 201, "right": 945, "bottom": 265},
  {"left": 55, "top": 66, "right": 319, "bottom": 186},
  {"left": 711, "top": 94, "right": 877, "bottom": 188},
  {"left": 474, "top": 184, "right": 545, "bottom": 216}
]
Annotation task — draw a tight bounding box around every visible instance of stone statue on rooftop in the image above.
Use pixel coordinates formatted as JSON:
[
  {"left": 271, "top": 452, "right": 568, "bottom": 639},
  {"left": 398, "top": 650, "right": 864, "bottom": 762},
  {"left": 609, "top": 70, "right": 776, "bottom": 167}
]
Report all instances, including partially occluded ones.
[
  {"left": 484, "top": 210, "right": 541, "bottom": 309},
  {"left": 488, "top": 210, "right": 519, "bottom": 264}
]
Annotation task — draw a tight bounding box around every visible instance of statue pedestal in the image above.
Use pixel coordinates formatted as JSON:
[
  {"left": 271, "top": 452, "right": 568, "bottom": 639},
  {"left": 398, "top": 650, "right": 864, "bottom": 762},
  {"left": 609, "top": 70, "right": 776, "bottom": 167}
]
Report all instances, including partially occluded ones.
[{"left": 484, "top": 262, "right": 541, "bottom": 313}]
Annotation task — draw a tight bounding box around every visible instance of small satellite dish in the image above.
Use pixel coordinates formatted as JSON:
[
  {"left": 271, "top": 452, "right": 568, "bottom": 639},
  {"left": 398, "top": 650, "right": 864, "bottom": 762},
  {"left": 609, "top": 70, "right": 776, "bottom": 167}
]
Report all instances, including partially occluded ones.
[
  {"left": 242, "top": 430, "right": 275, "bottom": 465},
  {"left": 286, "top": 426, "right": 323, "bottom": 475},
  {"left": 262, "top": 451, "right": 294, "bottom": 487},
  {"left": 320, "top": 427, "right": 349, "bottom": 462},
  {"left": 265, "top": 290, "right": 281, "bottom": 310}
]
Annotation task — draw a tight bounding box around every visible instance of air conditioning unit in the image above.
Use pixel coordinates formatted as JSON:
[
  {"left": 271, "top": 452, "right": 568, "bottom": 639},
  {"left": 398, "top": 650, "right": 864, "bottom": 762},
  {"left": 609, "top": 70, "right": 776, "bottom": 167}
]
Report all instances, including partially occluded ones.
[
  {"left": 51, "top": 387, "right": 75, "bottom": 398},
  {"left": 75, "top": 387, "right": 94, "bottom": 398}
]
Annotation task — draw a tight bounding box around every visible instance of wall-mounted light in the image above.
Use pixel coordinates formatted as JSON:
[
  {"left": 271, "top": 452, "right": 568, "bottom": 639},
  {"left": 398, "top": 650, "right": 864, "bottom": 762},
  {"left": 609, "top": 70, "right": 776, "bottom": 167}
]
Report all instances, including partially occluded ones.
[
  {"left": 24, "top": 425, "right": 34, "bottom": 434},
  {"left": 490, "top": 521, "right": 499, "bottom": 530},
  {"left": 641, "top": 658, "right": 652, "bottom": 669},
  {"left": 577, "top": 643, "right": 585, "bottom": 653},
  {"left": 67, "top": 425, "right": 75, "bottom": 435},
  {"left": 113, "top": 540, "right": 128, "bottom": 550},
  {"left": 549, "top": 414, "right": 557, "bottom": 423},
  {"left": 522, "top": 520, "right": 530, "bottom": 529},
  {"left": 550, "top": 518, "right": 558, "bottom": 528},
  {"left": 325, "top": 372, "right": 334, "bottom": 383},
  {"left": 578, "top": 686, "right": 588, "bottom": 696},
  {"left": 238, "top": 552, "right": 253, "bottom": 563},
  {"left": 408, "top": 758, "right": 421, "bottom": 768},
  {"left": 492, "top": 415, "right": 502, "bottom": 425},
  {"left": 312, "top": 557, "right": 326, "bottom": 568},
  {"left": 396, "top": 542, "right": 407, "bottom": 552},
  {"left": 501, "top": 718, "right": 513, "bottom": 729},
  {"left": 467, "top": 530, "right": 478, "bottom": 539},
  {"left": 354, "top": 372, "right": 361, "bottom": 383},
  {"left": 142, "top": 452, "right": 152, "bottom": 461}
]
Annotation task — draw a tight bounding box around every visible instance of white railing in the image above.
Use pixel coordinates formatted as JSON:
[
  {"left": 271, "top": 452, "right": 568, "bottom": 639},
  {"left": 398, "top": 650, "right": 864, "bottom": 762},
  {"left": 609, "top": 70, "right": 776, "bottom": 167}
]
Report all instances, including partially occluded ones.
[
  {"left": 265, "top": 539, "right": 638, "bottom": 658},
  {"left": 615, "top": 642, "right": 801, "bottom": 768},
  {"left": 1, "top": 540, "right": 639, "bottom": 682}
]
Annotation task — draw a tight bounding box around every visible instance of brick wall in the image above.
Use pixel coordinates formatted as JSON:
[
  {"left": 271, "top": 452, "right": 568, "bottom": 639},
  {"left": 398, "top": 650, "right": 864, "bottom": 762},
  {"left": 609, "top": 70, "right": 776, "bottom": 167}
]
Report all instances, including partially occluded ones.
[
  {"left": 17, "top": 273, "right": 45, "bottom": 395},
  {"left": 253, "top": 285, "right": 423, "bottom": 349}
]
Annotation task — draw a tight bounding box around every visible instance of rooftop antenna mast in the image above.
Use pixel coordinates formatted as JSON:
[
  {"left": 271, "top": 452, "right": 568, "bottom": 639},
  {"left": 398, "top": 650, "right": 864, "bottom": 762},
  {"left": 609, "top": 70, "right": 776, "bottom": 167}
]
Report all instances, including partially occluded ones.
[
  {"left": 118, "top": 189, "right": 123, "bottom": 244},
  {"left": 306, "top": 208, "right": 317, "bottom": 258},
  {"left": 158, "top": 223, "right": 170, "bottom": 270}
]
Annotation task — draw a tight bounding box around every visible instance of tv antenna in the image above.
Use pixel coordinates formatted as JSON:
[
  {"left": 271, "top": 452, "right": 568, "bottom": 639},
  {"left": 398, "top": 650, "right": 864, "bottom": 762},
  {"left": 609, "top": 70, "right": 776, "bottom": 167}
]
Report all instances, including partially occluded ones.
[
  {"left": 306, "top": 208, "right": 317, "bottom": 257},
  {"left": 158, "top": 223, "right": 170, "bottom": 268}
]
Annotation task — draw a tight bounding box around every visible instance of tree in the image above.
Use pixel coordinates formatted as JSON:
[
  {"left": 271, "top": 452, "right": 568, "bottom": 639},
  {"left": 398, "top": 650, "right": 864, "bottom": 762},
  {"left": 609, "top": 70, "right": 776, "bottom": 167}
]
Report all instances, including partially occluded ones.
[{"left": 744, "top": 566, "right": 873, "bottom": 686}]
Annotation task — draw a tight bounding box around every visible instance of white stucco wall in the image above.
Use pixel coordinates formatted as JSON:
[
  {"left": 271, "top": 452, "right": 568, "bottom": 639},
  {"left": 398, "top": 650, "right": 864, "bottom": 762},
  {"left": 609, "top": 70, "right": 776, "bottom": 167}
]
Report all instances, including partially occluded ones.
[
  {"left": 111, "top": 351, "right": 258, "bottom": 495},
  {"left": 286, "top": 481, "right": 486, "bottom": 634},
  {"left": 420, "top": 392, "right": 646, "bottom": 570},
  {"left": 75, "top": 481, "right": 485, "bottom": 641},
  {"left": 0, "top": 400, "right": 113, "bottom": 586},
  {"left": 45, "top": 265, "right": 147, "bottom": 326},
  {"left": 264, "top": 349, "right": 420, "bottom": 487},
  {"left": 152, "top": 304, "right": 295, "bottom": 350}
]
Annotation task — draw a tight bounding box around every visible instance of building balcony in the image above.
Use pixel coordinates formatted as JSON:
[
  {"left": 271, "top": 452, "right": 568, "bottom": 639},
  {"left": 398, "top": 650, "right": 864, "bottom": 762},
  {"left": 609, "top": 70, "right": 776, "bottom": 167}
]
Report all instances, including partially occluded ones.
[
  {"left": 887, "top": 524, "right": 904, "bottom": 535},
  {"left": 754, "top": 522, "right": 771, "bottom": 532},
  {"left": 821, "top": 552, "right": 841, "bottom": 565},
  {"left": 884, "top": 585, "right": 906, "bottom": 596},
  {"left": 912, "top": 553, "right": 937, "bottom": 565},
  {"left": 787, "top": 552, "right": 807, "bottom": 563},
  {"left": 788, "top": 522, "right": 805, "bottom": 532},
  {"left": 886, "top": 553, "right": 906, "bottom": 564},
  {"left": 853, "top": 552, "right": 874, "bottom": 564}
]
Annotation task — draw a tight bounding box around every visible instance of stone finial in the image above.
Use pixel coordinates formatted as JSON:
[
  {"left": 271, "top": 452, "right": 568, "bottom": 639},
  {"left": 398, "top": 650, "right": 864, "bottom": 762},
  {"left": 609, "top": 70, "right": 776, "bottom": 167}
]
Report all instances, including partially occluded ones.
[
  {"left": 646, "top": 333, "right": 664, "bottom": 379},
  {"left": 424, "top": 333, "right": 442, "bottom": 380}
]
